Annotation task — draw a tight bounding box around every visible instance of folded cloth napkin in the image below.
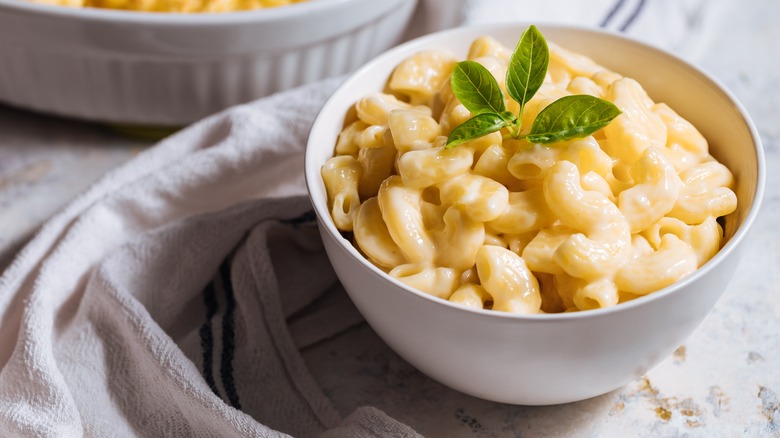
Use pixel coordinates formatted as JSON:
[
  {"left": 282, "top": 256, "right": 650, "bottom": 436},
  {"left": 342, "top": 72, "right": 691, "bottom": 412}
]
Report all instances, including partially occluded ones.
[{"left": 0, "top": 1, "right": 729, "bottom": 436}]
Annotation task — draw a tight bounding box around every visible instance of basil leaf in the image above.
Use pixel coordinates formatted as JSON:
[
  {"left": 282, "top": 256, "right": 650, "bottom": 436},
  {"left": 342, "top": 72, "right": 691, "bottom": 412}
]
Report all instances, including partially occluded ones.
[
  {"left": 446, "top": 113, "right": 508, "bottom": 148},
  {"left": 506, "top": 25, "right": 549, "bottom": 111},
  {"left": 500, "top": 110, "right": 518, "bottom": 125},
  {"left": 451, "top": 60, "right": 506, "bottom": 116},
  {"left": 527, "top": 95, "right": 622, "bottom": 144}
]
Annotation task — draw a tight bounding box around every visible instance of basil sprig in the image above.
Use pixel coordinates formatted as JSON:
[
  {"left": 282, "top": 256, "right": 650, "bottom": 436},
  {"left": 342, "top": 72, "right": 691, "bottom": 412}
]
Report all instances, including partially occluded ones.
[
  {"left": 506, "top": 23, "right": 549, "bottom": 121},
  {"left": 446, "top": 25, "right": 621, "bottom": 148}
]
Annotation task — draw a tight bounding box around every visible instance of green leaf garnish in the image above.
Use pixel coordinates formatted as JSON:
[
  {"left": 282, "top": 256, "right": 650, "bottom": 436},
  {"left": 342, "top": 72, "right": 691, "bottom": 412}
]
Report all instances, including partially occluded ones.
[
  {"left": 499, "top": 110, "right": 518, "bottom": 125},
  {"left": 527, "top": 95, "right": 623, "bottom": 144},
  {"left": 506, "top": 25, "right": 548, "bottom": 115},
  {"left": 446, "top": 113, "right": 508, "bottom": 148},
  {"left": 445, "top": 25, "right": 622, "bottom": 148},
  {"left": 451, "top": 60, "right": 507, "bottom": 116}
]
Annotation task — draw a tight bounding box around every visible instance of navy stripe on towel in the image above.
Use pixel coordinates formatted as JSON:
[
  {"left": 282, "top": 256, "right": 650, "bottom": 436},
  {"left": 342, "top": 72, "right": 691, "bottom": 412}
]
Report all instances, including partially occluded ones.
[
  {"left": 619, "top": 0, "right": 646, "bottom": 31},
  {"left": 219, "top": 258, "right": 242, "bottom": 410},
  {"left": 600, "top": 0, "right": 647, "bottom": 32},
  {"left": 279, "top": 209, "right": 317, "bottom": 227},
  {"left": 198, "top": 281, "right": 220, "bottom": 396},
  {"left": 600, "top": 0, "right": 628, "bottom": 28}
]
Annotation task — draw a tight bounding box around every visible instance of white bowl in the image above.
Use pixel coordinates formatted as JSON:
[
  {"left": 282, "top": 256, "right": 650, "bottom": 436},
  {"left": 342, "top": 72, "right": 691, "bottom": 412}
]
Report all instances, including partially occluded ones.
[
  {"left": 0, "top": 0, "right": 417, "bottom": 126},
  {"left": 305, "top": 24, "right": 766, "bottom": 405}
]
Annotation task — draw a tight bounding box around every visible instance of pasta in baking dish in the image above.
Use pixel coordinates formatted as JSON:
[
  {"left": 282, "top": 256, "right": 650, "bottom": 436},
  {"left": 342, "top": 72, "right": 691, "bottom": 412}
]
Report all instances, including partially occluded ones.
[
  {"left": 30, "top": 0, "right": 305, "bottom": 13},
  {"left": 321, "top": 35, "right": 738, "bottom": 314}
]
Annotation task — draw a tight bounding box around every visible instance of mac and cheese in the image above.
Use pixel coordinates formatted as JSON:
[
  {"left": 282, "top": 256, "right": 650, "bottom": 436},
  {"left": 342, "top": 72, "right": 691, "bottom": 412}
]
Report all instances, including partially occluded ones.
[
  {"left": 322, "top": 35, "right": 738, "bottom": 313},
  {"left": 31, "top": 0, "right": 305, "bottom": 13}
]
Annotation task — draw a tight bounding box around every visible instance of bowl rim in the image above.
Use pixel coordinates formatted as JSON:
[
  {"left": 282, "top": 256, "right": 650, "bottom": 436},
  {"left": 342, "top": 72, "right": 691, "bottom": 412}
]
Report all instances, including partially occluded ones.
[
  {"left": 305, "top": 22, "right": 767, "bottom": 322},
  {"left": 0, "top": 0, "right": 382, "bottom": 24}
]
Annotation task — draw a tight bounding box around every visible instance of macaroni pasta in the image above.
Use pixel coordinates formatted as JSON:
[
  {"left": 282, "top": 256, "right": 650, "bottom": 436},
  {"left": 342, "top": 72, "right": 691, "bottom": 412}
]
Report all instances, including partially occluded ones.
[
  {"left": 322, "top": 35, "right": 738, "bottom": 313},
  {"left": 31, "top": 0, "right": 305, "bottom": 12}
]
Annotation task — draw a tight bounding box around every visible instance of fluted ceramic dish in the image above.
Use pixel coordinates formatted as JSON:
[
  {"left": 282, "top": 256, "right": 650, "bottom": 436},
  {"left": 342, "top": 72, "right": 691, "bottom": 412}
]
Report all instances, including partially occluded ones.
[
  {"left": 0, "top": 0, "right": 417, "bottom": 126},
  {"left": 305, "top": 23, "right": 765, "bottom": 405}
]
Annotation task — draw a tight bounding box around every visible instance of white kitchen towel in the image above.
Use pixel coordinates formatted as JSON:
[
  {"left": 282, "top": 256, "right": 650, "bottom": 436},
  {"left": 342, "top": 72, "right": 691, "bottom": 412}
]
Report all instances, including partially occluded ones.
[{"left": 0, "top": 1, "right": 730, "bottom": 437}]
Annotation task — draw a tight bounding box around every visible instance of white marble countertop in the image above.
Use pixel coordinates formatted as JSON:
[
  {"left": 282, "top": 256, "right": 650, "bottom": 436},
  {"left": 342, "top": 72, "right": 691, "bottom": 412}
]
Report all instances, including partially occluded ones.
[{"left": 1, "top": 1, "right": 779, "bottom": 436}]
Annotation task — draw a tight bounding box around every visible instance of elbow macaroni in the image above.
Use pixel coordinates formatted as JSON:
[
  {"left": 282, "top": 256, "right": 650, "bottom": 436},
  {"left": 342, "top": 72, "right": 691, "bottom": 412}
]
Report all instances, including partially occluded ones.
[
  {"left": 322, "top": 35, "right": 738, "bottom": 313},
  {"left": 42, "top": 0, "right": 308, "bottom": 13}
]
